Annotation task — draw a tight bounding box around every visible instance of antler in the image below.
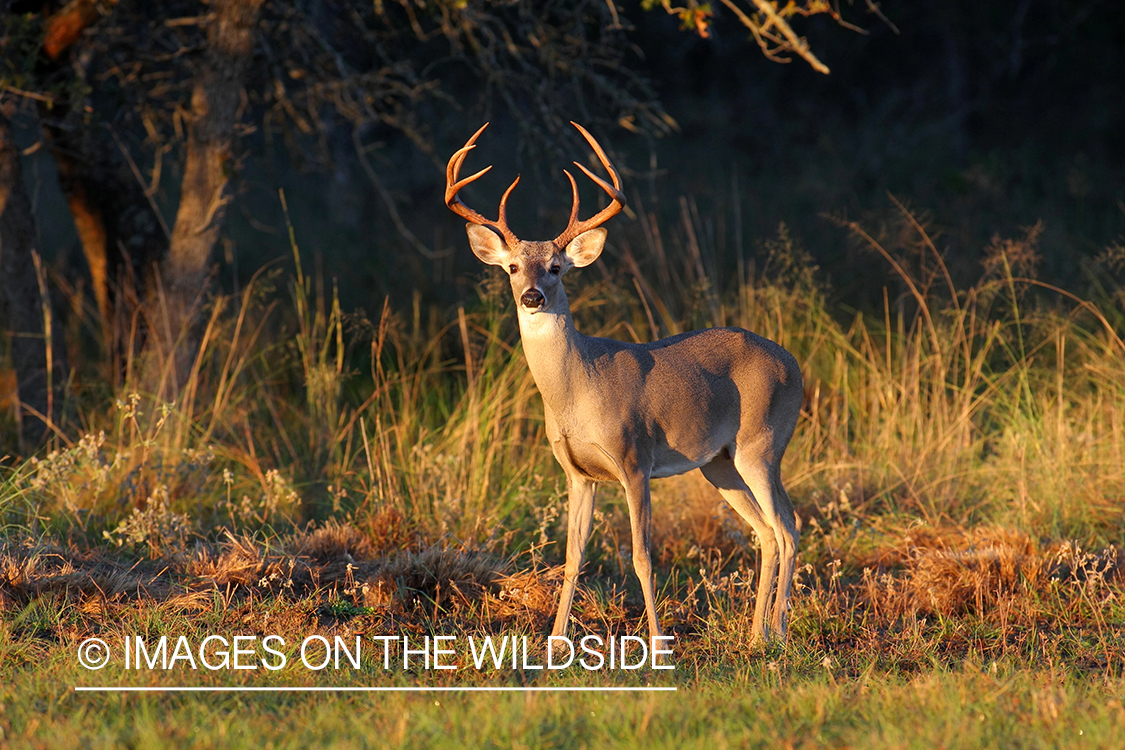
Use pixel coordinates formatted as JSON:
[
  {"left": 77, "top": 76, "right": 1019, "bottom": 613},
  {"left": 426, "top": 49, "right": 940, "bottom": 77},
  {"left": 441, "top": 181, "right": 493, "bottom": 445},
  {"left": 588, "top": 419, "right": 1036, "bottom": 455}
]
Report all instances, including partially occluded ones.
[
  {"left": 554, "top": 122, "right": 626, "bottom": 248},
  {"left": 445, "top": 122, "right": 521, "bottom": 247}
]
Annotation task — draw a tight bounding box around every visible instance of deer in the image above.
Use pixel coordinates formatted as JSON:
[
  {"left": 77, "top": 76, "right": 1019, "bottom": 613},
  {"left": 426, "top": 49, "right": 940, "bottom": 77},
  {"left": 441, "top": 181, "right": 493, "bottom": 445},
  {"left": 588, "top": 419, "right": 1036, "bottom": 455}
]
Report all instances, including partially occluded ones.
[{"left": 445, "top": 122, "right": 804, "bottom": 645}]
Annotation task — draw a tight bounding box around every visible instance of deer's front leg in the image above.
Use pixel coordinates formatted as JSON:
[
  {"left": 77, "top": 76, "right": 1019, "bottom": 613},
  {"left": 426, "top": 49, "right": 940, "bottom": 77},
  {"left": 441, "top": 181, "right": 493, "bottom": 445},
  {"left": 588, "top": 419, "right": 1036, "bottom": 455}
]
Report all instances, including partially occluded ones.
[
  {"left": 551, "top": 474, "right": 597, "bottom": 638},
  {"left": 622, "top": 472, "right": 663, "bottom": 640}
]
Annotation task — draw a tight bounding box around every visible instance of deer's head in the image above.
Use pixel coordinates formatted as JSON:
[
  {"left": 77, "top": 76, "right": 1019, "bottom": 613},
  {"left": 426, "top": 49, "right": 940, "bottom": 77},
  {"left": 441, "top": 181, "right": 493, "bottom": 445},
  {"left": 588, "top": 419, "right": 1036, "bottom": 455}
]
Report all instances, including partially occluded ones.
[{"left": 445, "top": 122, "right": 625, "bottom": 317}]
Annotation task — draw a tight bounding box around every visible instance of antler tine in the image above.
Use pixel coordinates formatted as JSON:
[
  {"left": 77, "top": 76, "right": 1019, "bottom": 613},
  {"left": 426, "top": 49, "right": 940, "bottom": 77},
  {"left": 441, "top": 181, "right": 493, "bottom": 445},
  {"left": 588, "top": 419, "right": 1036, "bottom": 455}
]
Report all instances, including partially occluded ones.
[
  {"left": 571, "top": 122, "right": 623, "bottom": 193},
  {"left": 445, "top": 122, "right": 489, "bottom": 189},
  {"left": 554, "top": 122, "right": 626, "bottom": 248},
  {"left": 445, "top": 122, "right": 521, "bottom": 246},
  {"left": 447, "top": 158, "right": 492, "bottom": 196},
  {"left": 573, "top": 162, "right": 625, "bottom": 204},
  {"left": 562, "top": 169, "right": 581, "bottom": 228},
  {"left": 497, "top": 174, "right": 521, "bottom": 233}
]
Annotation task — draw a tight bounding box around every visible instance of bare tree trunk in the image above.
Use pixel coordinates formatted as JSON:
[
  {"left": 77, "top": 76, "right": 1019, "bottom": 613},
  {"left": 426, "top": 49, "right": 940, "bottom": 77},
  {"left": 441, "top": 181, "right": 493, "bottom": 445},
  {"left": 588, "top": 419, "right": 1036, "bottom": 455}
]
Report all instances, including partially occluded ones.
[
  {"left": 54, "top": 145, "right": 112, "bottom": 325},
  {"left": 147, "top": 0, "right": 263, "bottom": 395},
  {"left": 44, "top": 109, "right": 165, "bottom": 374},
  {"left": 0, "top": 113, "right": 69, "bottom": 450}
]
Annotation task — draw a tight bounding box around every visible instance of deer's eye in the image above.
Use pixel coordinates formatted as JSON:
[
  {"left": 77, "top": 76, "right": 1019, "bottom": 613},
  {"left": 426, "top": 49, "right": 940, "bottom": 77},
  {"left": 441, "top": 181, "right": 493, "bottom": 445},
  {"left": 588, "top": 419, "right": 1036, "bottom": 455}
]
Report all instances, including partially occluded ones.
[
  {"left": 508, "top": 264, "right": 519, "bottom": 275},
  {"left": 549, "top": 264, "right": 561, "bottom": 275}
]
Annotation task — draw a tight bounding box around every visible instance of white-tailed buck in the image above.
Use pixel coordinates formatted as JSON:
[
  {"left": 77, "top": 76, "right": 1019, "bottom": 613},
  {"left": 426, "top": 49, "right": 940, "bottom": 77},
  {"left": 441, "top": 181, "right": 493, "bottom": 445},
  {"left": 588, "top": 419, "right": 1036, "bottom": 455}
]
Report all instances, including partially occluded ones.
[{"left": 446, "top": 123, "right": 804, "bottom": 643}]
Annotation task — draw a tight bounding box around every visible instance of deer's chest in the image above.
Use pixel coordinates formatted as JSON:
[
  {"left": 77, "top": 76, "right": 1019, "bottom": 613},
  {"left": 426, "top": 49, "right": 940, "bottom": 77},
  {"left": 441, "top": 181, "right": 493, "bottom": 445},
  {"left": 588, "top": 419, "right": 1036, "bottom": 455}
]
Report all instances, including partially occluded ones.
[
  {"left": 552, "top": 434, "right": 621, "bottom": 482},
  {"left": 544, "top": 403, "right": 637, "bottom": 482}
]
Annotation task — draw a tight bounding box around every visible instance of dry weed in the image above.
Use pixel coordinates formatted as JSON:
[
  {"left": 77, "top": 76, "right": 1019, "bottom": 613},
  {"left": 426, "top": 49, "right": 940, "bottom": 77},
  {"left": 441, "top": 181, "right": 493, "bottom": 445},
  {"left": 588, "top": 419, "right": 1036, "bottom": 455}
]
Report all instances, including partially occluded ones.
[
  {"left": 850, "top": 525, "right": 1122, "bottom": 619},
  {"left": 0, "top": 541, "right": 174, "bottom": 610},
  {"left": 488, "top": 565, "right": 564, "bottom": 620},
  {"left": 652, "top": 473, "right": 755, "bottom": 565},
  {"left": 379, "top": 545, "right": 505, "bottom": 608},
  {"left": 289, "top": 520, "right": 375, "bottom": 562}
]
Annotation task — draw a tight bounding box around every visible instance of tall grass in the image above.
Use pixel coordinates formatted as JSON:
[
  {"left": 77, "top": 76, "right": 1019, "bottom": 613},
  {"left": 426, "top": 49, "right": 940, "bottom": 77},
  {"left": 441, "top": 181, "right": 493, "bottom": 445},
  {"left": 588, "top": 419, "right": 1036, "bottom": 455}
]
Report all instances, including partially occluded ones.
[
  {"left": 781, "top": 213, "right": 1125, "bottom": 539},
  {"left": 1, "top": 197, "right": 1123, "bottom": 553}
]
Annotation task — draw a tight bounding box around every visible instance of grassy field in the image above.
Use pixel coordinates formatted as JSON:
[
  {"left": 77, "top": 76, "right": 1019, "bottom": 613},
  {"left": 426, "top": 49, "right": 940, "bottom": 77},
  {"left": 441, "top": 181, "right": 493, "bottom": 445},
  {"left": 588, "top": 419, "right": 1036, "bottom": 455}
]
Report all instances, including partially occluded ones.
[{"left": 2, "top": 203, "right": 1124, "bottom": 747}]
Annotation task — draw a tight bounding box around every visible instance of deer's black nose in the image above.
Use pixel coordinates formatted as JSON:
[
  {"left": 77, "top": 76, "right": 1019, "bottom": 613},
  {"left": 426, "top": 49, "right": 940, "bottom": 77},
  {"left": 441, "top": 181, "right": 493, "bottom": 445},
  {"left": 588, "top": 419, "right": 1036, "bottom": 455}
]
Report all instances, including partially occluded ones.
[{"left": 520, "top": 288, "right": 545, "bottom": 309}]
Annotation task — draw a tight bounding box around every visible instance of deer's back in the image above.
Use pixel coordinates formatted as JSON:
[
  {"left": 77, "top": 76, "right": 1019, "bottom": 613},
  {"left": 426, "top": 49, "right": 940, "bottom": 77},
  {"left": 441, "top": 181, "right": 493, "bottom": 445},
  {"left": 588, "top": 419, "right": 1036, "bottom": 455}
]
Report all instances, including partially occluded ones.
[{"left": 582, "top": 326, "right": 799, "bottom": 394}]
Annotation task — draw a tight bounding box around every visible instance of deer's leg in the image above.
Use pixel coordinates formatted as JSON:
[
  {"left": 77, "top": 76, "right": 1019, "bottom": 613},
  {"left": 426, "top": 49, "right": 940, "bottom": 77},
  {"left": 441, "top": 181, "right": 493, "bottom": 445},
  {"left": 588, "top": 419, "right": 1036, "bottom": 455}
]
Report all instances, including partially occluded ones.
[
  {"left": 737, "top": 456, "right": 799, "bottom": 641},
  {"left": 551, "top": 474, "right": 597, "bottom": 638},
  {"left": 768, "top": 469, "right": 800, "bottom": 637},
  {"left": 700, "top": 455, "right": 775, "bottom": 644},
  {"left": 622, "top": 472, "right": 663, "bottom": 639}
]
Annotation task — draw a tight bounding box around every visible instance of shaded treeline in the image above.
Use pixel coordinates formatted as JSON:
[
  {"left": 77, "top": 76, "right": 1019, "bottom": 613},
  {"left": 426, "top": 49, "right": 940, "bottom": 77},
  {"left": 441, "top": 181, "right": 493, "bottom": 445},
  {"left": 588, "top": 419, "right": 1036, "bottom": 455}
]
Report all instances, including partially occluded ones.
[{"left": 0, "top": 0, "right": 1122, "bottom": 455}]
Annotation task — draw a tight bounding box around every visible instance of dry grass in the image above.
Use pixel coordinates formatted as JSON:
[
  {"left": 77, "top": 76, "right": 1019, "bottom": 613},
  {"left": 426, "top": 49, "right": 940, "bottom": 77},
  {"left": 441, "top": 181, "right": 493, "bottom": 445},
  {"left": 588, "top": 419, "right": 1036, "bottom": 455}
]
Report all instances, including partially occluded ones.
[
  {"left": 3, "top": 514, "right": 1120, "bottom": 669},
  {"left": 489, "top": 565, "right": 565, "bottom": 621},
  {"left": 1, "top": 523, "right": 511, "bottom": 629},
  {"left": 853, "top": 525, "right": 1122, "bottom": 618},
  {"left": 0, "top": 542, "right": 163, "bottom": 606},
  {"left": 289, "top": 520, "right": 377, "bottom": 562}
]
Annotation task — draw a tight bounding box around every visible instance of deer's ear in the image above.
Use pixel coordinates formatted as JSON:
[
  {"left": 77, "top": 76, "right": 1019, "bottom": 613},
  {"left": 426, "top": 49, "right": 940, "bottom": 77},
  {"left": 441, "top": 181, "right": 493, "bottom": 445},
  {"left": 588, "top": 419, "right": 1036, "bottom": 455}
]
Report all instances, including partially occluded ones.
[
  {"left": 563, "top": 228, "right": 607, "bottom": 269},
  {"left": 466, "top": 224, "right": 509, "bottom": 266}
]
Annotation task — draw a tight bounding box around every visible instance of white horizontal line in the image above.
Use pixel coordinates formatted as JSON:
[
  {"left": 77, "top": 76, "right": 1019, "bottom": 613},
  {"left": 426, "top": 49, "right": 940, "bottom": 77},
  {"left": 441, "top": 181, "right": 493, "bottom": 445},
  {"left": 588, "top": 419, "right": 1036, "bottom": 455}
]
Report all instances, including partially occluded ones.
[{"left": 75, "top": 686, "right": 676, "bottom": 693}]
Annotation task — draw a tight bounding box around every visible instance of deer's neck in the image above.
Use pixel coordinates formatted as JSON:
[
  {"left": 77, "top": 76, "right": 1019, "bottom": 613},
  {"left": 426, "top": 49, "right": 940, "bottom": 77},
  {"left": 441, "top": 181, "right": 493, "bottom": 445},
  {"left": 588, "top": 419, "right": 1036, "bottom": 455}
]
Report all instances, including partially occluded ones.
[{"left": 517, "top": 294, "right": 588, "bottom": 414}]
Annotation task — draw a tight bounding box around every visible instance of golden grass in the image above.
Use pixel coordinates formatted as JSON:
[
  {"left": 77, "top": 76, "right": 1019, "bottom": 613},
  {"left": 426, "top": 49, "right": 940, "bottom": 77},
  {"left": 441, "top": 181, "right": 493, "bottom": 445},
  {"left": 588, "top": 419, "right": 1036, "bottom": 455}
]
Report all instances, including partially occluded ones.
[{"left": 2, "top": 201, "right": 1122, "bottom": 549}]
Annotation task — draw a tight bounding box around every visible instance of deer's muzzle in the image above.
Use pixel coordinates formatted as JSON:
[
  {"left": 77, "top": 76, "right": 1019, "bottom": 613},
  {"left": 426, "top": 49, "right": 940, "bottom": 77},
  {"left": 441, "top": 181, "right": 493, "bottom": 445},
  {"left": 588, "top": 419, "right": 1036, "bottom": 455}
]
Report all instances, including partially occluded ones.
[{"left": 520, "top": 288, "right": 545, "bottom": 309}]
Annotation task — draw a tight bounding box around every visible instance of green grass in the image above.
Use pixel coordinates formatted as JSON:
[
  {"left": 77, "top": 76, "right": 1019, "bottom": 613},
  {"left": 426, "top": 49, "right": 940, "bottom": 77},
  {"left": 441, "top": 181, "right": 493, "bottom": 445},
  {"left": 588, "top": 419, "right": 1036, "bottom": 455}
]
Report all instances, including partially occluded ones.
[
  {"left": 10, "top": 676, "right": 1125, "bottom": 749},
  {"left": 3, "top": 607, "right": 1123, "bottom": 749}
]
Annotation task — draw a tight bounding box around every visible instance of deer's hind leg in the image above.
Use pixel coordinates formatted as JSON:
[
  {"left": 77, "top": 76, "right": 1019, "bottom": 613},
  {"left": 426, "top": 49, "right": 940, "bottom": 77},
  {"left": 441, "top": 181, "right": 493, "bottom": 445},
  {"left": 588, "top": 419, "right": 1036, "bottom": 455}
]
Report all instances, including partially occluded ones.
[
  {"left": 732, "top": 450, "right": 798, "bottom": 641},
  {"left": 765, "top": 467, "right": 799, "bottom": 636},
  {"left": 700, "top": 453, "right": 777, "bottom": 644}
]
